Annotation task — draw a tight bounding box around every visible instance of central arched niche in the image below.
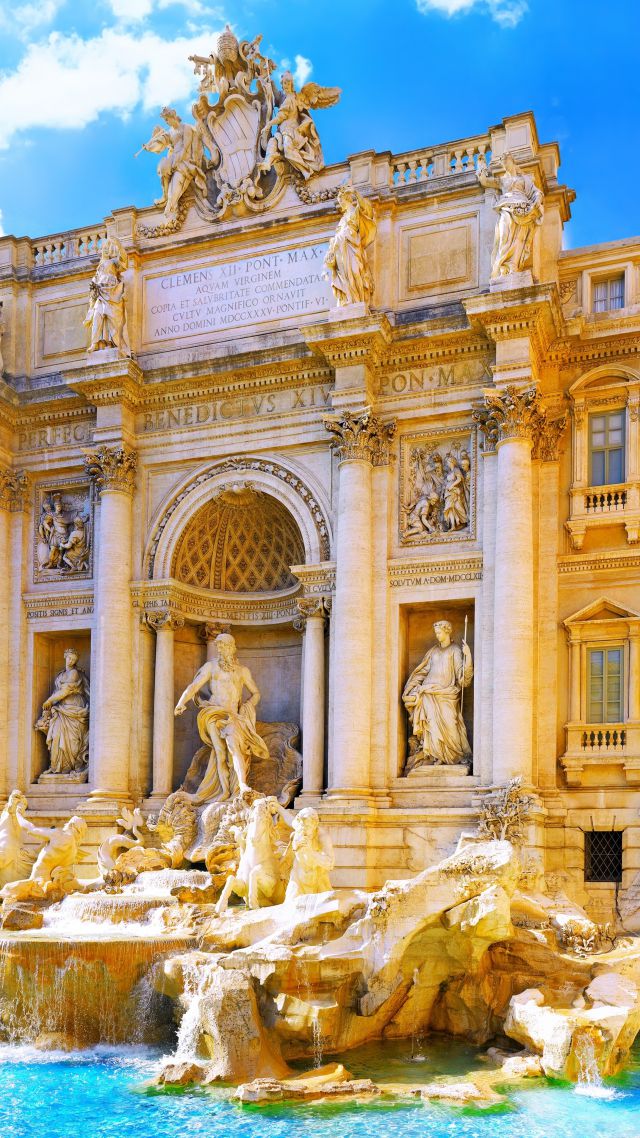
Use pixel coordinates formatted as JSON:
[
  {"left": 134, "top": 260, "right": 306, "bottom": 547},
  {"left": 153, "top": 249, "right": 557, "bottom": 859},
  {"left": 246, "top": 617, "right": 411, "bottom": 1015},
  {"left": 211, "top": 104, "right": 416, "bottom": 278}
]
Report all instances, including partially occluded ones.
[
  {"left": 172, "top": 484, "right": 305, "bottom": 593},
  {"left": 170, "top": 484, "right": 306, "bottom": 786}
]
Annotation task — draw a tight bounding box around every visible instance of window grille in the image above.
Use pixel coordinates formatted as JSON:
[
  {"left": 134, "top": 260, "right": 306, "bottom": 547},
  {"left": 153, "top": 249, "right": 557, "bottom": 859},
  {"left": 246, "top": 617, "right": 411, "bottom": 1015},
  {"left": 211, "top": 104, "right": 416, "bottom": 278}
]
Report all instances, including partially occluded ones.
[{"left": 584, "top": 831, "right": 622, "bottom": 883}]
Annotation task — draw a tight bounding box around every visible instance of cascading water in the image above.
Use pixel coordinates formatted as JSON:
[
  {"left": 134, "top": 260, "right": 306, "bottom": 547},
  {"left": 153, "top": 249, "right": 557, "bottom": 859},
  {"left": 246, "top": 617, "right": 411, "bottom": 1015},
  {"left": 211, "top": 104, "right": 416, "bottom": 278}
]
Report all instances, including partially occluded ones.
[
  {"left": 173, "top": 958, "right": 212, "bottom": 1060},
  {"left": 574, "top": 1029, "right": 617, "bottom": 1100}
]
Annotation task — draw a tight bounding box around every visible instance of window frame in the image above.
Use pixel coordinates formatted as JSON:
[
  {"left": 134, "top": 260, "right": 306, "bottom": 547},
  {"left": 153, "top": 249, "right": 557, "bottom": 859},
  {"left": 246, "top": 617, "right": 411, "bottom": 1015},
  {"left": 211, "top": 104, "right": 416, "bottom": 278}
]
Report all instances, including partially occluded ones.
[
  {"left": 591, "top": 274, "right": 625, "bottom": 314},
  {"left": 587, "top": 644, "right": 625, "bottom": 724},
  {"left": 588, "top": 407, "right": 626, "bottom": 487}
]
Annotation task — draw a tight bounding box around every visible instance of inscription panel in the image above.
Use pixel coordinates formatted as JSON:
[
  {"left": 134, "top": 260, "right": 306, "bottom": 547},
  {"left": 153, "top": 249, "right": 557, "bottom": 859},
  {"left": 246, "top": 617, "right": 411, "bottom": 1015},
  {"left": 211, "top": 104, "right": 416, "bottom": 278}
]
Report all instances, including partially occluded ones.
[{"left": 143, "top": 242, "right": 331, "bottom": 344}]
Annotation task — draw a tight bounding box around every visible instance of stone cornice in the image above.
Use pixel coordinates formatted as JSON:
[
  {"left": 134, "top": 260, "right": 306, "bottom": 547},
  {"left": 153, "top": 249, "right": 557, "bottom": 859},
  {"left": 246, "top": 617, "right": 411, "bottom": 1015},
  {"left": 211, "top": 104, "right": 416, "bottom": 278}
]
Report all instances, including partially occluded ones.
[
  {"left": 131, "top": 578, "right": 301, "bottom": 626},
  {"left": 558, "top": 550, "right": 640, "bottom": 576},
  {"left": 463, "top": 283, "right": 564, "bottom": 376},
  {"left": 23, "top": 589, "right": 94, "bottom": 619},
  {"left": 290, "top": 561, "right": 336, "bottom": 597},
  {"left": 65, "top": 356, "right": 144, "bottom": 410},
  {"left": 304, "top": 312, "right": 392, "bottom": 369}
]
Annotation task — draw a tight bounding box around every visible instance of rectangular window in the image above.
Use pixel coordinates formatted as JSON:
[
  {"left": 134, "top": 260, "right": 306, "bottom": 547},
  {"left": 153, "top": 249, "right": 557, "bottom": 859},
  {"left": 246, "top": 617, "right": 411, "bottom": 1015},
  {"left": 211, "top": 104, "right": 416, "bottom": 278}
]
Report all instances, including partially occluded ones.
[
  {"left": 589, "top": 410, "right": 625, "bottom": 485},
  {"left": 592, "top": 275, "right": 625, "bottom": 313},
  {"left": 585, "top": 831, "right": 622, "bottom": 883},
  {"left": 588, "top": 646, "right": 623, "bottom": 722}
]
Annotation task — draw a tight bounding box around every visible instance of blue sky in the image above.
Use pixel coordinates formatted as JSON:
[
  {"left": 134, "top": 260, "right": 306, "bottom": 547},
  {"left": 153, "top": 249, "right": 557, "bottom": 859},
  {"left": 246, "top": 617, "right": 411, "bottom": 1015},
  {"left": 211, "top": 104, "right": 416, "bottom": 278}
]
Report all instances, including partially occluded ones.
[{"left": 0, "top": 0, "right": 637, "bottom": 248}]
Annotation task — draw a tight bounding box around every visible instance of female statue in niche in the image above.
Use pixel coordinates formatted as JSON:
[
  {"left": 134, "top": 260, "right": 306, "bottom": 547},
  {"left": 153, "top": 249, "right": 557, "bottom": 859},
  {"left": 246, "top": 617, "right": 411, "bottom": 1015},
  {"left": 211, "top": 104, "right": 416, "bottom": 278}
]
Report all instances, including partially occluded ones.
[
  {"left": 479, "top": 152, "right": 544, "bottom": 278},
  {"left": 36, "top": 648, "right": 90, "bottom": 778},
  {"left": 402, "top": 620, "right": 473, "bottom": 770}
]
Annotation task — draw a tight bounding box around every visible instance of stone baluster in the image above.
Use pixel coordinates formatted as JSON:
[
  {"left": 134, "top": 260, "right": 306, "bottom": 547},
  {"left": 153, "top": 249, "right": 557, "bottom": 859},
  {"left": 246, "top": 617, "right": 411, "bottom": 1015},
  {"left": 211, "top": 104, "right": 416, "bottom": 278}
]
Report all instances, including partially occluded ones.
[
  {"left": 294, "top": 597, "right": 330, "bottom": 799},
  {"left": 198, "top": 621, "right": 232, "bottom": 663},
  {"left": 147, "top": 610, "right": 185, "bottom": 802},
  {"left": 474, "top": 386, "right": 544, "bottom": 785},
  {"left": 0, "top": 467, "right": 27, "bottom": 798},
  {"left": 84, "top": 444, "right": 137, "bottom": 806},
  {"left": 323, "top": 409, "right": 395, "bottom": 799}
]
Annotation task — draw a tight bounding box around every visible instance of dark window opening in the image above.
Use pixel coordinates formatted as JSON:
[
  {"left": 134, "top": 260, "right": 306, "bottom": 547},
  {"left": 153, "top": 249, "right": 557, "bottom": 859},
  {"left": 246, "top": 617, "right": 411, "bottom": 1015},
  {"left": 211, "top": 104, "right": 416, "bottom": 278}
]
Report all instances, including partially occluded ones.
[{"left": 585, "top": 831, "right": 622, "bottom": 883}]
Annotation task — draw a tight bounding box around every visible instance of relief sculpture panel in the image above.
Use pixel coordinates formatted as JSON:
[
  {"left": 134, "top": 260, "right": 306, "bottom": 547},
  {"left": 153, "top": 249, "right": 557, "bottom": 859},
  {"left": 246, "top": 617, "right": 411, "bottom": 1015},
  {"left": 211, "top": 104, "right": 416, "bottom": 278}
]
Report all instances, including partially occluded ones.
[
  {"left": 400, "top": 427, "right": 475, "bottom": 546},
  {"left": 34, "top": 480, "right": 93, "bottom": 583}
]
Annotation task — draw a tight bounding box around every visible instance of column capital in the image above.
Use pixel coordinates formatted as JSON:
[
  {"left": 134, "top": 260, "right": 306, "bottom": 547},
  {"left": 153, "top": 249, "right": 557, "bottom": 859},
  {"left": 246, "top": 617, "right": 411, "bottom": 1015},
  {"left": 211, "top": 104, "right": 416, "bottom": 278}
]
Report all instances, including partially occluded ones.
[
  {"left": 324, "top": 407, "right": 396, "bottom": 466},
  {"left": 0, "top": 465, "right": 28, "bottom": 512},
  {"left": 532, "top": 411, "right": 568, "bottom": 462},
  {"left": 198, "top": 620, "right": 232, "bottom": 644},
  {"left": 293, "top": 596, "right": 331, "bottom": 631},
  {"left": 145, "top": 609, "right": 185, "bottom": 632},
  {"left": 83, "top": 443, "right": 137, "bottom": 496},
  {"left": 472, "top": 385, "right": 543, "bottom": 450}
]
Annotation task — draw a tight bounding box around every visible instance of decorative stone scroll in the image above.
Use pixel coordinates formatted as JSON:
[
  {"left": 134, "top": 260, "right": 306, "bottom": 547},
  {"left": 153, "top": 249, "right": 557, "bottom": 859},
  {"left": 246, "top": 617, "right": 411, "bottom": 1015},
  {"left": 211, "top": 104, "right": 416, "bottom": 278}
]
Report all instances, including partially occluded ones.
[
  {"left": 145, "top": 611, "right": 185, "bottom": 633},
  {"left": 293, "top": 595, "right": 331, "bottom": 631},
  {"left": 473, "top": 386, "right": 567, "bottom": 460},
  {"left": 400, "top": 428, "right": 474, "bottom": 545},
  {"left": 323, "top": 407, "right": 396, "bottom": 465},
  {"left": 34, "top": 481, "right": 92, "bottom": 582},
  {"left": 531, "top": 412, "right": 568, "bottom": 462},
  {"left": 0, "top": 465, "right": 28, "bottom": 512},
  {"left": 198, "top": 621, "right": 232, "bottom": 645},
  {"left": 83, "top": 444, "right": 137, "bottom": 496}
]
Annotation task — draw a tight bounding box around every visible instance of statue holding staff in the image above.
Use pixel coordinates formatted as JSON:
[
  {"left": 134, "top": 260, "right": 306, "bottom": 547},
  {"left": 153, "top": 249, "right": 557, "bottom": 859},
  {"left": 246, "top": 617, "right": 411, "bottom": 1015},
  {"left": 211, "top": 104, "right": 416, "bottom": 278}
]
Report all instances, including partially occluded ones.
[{"left": 402, "top": 620, "right": 473, "bottom": 770}]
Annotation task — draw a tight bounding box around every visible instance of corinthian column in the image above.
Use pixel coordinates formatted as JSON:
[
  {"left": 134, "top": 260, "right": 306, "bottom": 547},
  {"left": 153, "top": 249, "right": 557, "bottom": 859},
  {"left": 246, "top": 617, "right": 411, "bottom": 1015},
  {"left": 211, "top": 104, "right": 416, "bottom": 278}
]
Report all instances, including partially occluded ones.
[
  {"left": 0, "top": 468, "right": 27, "bottom": 799},
  {"left": 474, "top": 386, "right": 543, "bottom": 785},
  {"left": 147, "top": 610, "right": 184, "bottom": 802},
  {"left": 323, "top": 409, "right": 395, "bottom": 799},
  {"left": 294, "top": 597, "right": 330, "bottom": 799},
  {"left": 84, "top": 444, "right": 137, "bottom": 805}
]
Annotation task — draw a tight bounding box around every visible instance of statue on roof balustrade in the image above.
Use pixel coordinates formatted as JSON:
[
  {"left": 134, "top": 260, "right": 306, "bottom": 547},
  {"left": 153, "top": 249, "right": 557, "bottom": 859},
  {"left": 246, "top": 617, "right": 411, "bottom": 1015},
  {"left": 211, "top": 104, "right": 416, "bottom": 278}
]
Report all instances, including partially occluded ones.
[{"left": 478, "top": 152, "right": 544, "bottom": 279}]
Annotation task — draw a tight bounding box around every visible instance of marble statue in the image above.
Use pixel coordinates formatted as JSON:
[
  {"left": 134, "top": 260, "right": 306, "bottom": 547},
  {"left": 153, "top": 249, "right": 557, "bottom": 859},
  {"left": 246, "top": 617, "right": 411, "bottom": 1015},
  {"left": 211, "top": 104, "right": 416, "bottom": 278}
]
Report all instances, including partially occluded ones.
[
  {"left": 0, "top": 791, "right": 38, "bottom": 886},
  {"left": 1, "top": 814, "right": 88, "bottom": 902},
  {"left": 84, "top": 236, "right": 131, "bottom": 356},
  {"left": 137, "top": 106, "right": 213, "bottom": 226},
  {"left": 402, "top": 620, "right": 473, "bottom": 769},
  {"left": 323, "top": 184, "right": 376, "bottom": 307},
  {"left": 478, "top": 152, "right": 544, "bottom": 279},
  {"left": 36, "top": 495, "right": 89, "bottom": 574},
  {"left": 403, "top": 446, "right": 470, "bottom": 540},
  {"left": 35, "top": 648, "right": 90, "bottom": 779},
  {"left": 215, "top": 795, "right": 292, "bottom": 913},
  {"left": 174, "top": 633, "right": 270, "bottom": 801},
  {"left": 284, "top": 807, "right": 334, "bottom": 901},
  {"left": 259, "top": 70, "right": 340, "bottom": 180}
]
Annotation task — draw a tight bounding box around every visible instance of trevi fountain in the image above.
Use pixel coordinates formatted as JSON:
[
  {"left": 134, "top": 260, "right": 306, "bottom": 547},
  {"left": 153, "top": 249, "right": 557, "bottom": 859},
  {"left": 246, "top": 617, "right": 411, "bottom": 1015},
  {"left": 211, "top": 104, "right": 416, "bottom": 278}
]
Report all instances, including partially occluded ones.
[{"left": 1, "top": 21, "right": 640, "bottom": 1138}]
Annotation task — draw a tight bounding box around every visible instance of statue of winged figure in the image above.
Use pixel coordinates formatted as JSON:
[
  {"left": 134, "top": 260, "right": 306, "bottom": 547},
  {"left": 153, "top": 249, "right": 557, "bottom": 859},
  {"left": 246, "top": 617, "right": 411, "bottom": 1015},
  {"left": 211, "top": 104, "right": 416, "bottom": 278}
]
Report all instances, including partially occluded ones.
[
  {"left": 136, "top": 106, "right": 216, "bottom": 225},
  {"left": 260, "top": 70, "right": 341, "bottom": 180}
]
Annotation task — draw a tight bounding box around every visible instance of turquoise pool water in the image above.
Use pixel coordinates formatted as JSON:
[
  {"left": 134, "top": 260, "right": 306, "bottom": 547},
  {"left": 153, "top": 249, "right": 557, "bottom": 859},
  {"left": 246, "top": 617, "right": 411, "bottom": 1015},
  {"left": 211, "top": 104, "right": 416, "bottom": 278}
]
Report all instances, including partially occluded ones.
[{"left": 1, "top": 1038, "right": 640, "bottom": 1138}]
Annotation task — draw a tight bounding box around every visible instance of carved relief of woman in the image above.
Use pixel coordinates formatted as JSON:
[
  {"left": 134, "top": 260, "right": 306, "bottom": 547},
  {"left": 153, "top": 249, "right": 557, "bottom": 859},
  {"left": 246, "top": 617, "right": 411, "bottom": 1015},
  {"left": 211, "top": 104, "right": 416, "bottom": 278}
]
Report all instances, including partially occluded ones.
[
  {"left": 36, "top": 649, "right": 90, "bottom": 776},
  {"left": 323, "top": 183, "right": 376, "bottom": 307},
  {"left": 479, "top": 152, "right": 544, "bottom": 278},
  {"left": 443, "top": 454, "right": 468, "bottom": 530}
]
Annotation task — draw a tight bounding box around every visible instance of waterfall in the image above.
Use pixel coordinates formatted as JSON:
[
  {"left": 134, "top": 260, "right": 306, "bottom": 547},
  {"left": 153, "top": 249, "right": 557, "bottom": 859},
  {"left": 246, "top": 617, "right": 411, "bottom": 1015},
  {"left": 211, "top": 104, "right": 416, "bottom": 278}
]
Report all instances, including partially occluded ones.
[
  {"left": 574, "top": 1029, "right": 616, "bottom": 1099},
  {"left": 173, "top": 958, "right": 210, "bottom": 1060},
  {"left": 0, "top": 937, "right": 185, "bottom": 1048}
]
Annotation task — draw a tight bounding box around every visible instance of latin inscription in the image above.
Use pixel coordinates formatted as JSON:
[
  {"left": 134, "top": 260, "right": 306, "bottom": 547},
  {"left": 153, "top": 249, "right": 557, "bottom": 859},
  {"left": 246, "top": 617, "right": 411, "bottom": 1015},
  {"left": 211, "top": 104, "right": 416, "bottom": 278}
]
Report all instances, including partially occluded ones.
[
  {"left": 18, "top": 422, "right": 92, "bottom": 453},
  {"left": 140, "top": 384, "right": 333, "bottom": 433},
  {"left": 144, "top": 244, "right": 331, "bottom": 342},
  {"left": 375, "top": 360, "right": 491, "bottom": 397},
  {"left": 26, "top": 605, "right": 93, "bottom": 620}
]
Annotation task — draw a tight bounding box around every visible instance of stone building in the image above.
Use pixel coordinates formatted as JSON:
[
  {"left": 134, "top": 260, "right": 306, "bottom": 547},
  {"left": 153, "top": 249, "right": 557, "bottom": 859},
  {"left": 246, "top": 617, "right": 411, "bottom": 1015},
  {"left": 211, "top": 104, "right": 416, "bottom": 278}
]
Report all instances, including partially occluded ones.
[{"left": 0, "top": 36, "right": 638, "bottom": 925}]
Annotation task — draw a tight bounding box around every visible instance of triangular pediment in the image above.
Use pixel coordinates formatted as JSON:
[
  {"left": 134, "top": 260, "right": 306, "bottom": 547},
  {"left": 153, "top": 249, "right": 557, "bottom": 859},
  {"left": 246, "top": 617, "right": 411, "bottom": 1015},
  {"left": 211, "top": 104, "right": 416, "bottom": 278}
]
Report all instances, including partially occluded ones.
[{"left": 564, "top": 596, "right": 640, "bottom": 627}]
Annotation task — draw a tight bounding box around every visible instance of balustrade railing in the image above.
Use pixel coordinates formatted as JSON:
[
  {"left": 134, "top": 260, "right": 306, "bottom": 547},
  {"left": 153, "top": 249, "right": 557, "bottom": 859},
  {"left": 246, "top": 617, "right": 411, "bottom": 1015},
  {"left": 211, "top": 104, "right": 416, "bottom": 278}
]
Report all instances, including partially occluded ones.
[
  {"left": 32, "top": 227, "right": 107, "bottom": 268},
  {"left": 390, "top": 136, "right": 491, "bottom": 187},
  {"left": 584, "top": 485, "right": 628, "bottom": 513},
  {"left": 581, "top": 726, "right": 627, "bottom": 752}
]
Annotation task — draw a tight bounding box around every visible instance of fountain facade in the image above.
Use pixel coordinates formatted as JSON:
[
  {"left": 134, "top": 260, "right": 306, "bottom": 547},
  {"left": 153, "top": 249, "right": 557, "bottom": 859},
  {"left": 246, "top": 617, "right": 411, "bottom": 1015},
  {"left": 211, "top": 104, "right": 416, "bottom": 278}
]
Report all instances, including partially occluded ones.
[{"left": 0, "top": 19, "right": 639, "bottom": 1104}]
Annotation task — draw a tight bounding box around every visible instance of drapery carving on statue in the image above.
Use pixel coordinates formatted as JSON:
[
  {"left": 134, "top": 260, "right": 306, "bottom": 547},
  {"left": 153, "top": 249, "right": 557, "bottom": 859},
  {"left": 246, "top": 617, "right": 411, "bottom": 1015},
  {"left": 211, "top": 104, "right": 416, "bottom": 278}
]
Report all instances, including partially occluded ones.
[
  {"left": 323, "top": 183, "right": 376, "bottom": 308},
  {"left": 84, "top": 236, "right": 131, "bottom": 357},
  {"left": 36, "top": 492, "right": 91, "bottom": 577},
  {"left": 402, "top": 620, "right": 473, "bottom": 771},
  {"left": 35, "top": 647, "right": 90, "bottom": 782},
  {"left": 1, "top": 813, "right": 90, "bottom": 903},
  {"left": 174, "top": 633, "right": 302, "bottom": 805},
  {"left": 478, "top": 153, "right": 544, "bottom": 280}
]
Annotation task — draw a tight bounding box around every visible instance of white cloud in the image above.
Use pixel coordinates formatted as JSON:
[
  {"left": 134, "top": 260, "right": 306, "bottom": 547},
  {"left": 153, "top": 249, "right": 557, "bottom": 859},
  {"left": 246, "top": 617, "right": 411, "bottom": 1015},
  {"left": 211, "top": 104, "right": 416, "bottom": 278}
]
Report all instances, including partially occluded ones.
[
  {"left": 106, "top": 0, "right": 205, "bottom": 23},
  {"left": 0, "top": 24, "right": 226, "bottom": 149},
  {"left": 416, "top": 0, "right": 527, "bottom": 27},
  {"left": 0, "top": 0, "right": 65, "bottom": 36},
  {"left": 293, "top": 54, "right": 312, "bottom": 88}
]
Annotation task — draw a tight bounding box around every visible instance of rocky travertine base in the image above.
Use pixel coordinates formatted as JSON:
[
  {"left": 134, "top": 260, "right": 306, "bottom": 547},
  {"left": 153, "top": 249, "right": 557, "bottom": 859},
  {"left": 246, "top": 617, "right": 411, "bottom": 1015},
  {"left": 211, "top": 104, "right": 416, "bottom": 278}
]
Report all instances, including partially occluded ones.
[{"left": 153, "top": 839, "right": 640, "bottom": 1086}]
